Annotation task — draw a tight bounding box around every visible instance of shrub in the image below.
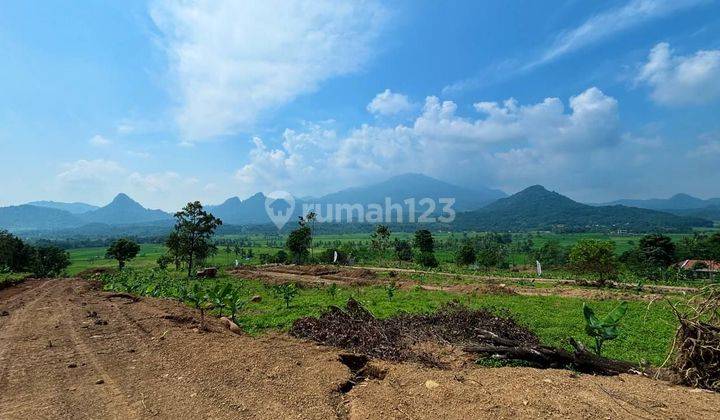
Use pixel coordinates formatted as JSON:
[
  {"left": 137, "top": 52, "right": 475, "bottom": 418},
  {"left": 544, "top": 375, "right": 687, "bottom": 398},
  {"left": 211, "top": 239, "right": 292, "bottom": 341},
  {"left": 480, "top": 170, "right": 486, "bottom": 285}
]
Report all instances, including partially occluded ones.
[{"left": 416, "top": 251, "right": 438, "bottom": 268}]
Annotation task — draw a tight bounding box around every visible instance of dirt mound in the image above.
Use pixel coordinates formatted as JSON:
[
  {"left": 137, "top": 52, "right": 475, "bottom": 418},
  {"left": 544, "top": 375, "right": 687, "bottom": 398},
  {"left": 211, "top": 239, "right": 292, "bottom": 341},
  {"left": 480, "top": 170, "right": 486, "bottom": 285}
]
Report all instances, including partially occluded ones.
[{"left": 290, "top": 298, "right": 537, "bottom": 368}]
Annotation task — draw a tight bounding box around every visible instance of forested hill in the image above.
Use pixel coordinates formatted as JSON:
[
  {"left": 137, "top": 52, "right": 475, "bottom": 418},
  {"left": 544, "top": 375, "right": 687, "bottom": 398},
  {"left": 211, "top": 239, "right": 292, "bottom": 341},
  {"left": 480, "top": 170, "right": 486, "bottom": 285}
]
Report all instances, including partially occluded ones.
[{"left": 454, "top": 185, "right": 713, "bottom": 232}]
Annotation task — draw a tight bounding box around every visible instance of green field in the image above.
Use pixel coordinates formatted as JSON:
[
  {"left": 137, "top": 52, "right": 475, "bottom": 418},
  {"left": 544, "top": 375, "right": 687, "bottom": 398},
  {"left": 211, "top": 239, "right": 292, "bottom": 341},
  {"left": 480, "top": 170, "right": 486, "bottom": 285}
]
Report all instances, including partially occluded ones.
[{"left": 99, "top": 268, "right": 678, "bottom": 366}]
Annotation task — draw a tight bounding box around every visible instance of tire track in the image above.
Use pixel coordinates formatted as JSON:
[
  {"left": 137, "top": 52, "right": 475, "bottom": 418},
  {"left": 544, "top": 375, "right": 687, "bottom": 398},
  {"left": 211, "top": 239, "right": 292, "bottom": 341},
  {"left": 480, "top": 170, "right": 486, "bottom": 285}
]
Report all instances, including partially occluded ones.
[
  {"left": 0, "top": 280, "right": 52, "bottom": 387},
  {"left": 57, "top": 283, "right": 141, "bottom": 419}
]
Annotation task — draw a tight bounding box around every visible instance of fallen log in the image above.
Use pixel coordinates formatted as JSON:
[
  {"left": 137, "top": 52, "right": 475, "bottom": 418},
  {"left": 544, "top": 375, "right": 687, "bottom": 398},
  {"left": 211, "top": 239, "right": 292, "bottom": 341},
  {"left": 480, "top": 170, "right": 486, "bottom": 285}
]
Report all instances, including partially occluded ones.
[
  {"left": 465, "top": 337, "right": 643, "bottom": 376},
  {"left": 104, "top": 293, "right": 141, "bottom": 302}
]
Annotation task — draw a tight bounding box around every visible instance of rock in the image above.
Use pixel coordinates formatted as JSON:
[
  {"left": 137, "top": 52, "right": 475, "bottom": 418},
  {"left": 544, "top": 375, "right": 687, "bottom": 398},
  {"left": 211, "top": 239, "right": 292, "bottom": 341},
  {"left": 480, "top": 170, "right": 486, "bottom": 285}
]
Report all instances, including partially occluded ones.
[
  {"left": 95, "top": 379, "right": 105, "bottom": 385},
  {"left": 424, "top": 380, "right": 440, "bottom": 389},
  {"left": 68, "top": 363, "right": 77, "bottom": 368},
  {"left": 250, "top": 295, "right": 262, "bottom": 303},
  {"left": 0, "top": 310, "right": 9, "bottom": 316},
  {"left": 220, "top": 317, "right": 243, "bottom": 335}
]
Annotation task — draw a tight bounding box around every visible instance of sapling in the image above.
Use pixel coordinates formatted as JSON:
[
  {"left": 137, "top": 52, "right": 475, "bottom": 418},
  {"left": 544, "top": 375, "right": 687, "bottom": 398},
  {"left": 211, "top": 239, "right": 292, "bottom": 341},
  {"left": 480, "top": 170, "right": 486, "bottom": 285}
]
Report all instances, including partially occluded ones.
[
  {"left": 186, "top": 283, "right": 211, "bottom": 330},
  {"left": 385, "top": 281, "right": 397, "bottom": 301},
  {"left": 206, "top": 283, "right": 232, "bottom": 316},
  {"left": 273, "top": 283, "right": 298, "bottom": 308},
  {"left": 582, "top": 301, "right": 628, "bottom": 356},
  {"left": 224, "top": 288, "right": 247, "bottom": 324},
  {"left": 326, "top": 283, "right": 339, "bottom": 298}
]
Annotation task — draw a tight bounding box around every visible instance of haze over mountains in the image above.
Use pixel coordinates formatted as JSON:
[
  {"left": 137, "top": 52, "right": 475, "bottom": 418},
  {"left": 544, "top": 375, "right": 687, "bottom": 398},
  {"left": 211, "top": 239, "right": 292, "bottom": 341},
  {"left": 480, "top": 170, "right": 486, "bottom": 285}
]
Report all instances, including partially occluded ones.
[{"left": 0, "top": 173, "right": 715, "bottom": 235}]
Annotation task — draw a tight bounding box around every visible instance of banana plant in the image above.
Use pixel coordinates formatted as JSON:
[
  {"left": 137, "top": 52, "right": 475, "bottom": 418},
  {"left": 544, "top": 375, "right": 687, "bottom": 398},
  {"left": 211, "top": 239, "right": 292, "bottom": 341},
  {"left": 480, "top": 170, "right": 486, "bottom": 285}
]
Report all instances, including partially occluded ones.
[
  {"left": 224, "top": 288, "right": 247, "bottom": 324},
  {"left": 186, "top": 283, "right": 211, "bottom": 329},
  {"left": 583, "top": 301, "right": 628, "bottom": 356},
  {"left": 206, "top": 283, "right": 232, "bottom": 316}
]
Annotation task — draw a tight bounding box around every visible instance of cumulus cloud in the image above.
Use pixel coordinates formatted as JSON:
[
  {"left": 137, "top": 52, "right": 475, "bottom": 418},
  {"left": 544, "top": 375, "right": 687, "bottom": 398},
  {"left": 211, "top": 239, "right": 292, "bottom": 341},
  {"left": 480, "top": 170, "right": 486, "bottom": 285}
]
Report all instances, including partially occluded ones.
[
  {"left": 367, "top": 89, "right": 413, "bottom": 116},
  {"left": 150, "top": 0, "right": 387, "bottom": 141},
  {"left": 637, "top": 42, "right": 720, "bottom": 105},
  {"left": 234, "top": 87, "right": 623, "bottom": 196},
  {"left": 89, "top": 134, "right": 112, "bottom": 146}
]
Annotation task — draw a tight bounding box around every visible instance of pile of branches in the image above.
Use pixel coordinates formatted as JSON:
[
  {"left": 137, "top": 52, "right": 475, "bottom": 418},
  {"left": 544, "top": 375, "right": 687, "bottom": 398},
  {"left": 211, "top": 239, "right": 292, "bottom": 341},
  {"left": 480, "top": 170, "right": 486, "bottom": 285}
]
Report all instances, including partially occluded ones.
[
  {"left": 290, "top": 299, "right": 537, "bottom": 365},
  {"left": 291, "top": 299, "right": 641, "bottom": 375},
  {"left": 670, "top": 285, "right": 720, "bottom": 391}
]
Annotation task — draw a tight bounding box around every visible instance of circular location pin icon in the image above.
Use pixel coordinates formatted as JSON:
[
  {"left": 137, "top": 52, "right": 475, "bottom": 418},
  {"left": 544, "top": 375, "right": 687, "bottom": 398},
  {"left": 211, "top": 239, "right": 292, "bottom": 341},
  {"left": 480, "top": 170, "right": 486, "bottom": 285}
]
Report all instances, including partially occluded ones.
[{"left": 265, "top": 190, "right": 295, "bottom": 230}]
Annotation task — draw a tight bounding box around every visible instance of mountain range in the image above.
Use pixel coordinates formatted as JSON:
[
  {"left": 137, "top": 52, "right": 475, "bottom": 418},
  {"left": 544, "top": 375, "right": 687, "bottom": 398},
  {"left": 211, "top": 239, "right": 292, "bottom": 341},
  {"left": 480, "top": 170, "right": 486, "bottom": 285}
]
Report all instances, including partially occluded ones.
[
  {"left": 455, "top": 185, "right": 713, "bottom": 232},
  {"left": 599, "top": 193, "right": 720, "bottom": 210},
  {"left": 597, "top": 193, "right": 720, "bottom": 222},
  {"left": 1, "top": 174, "right": 715, "bottom": 235}
]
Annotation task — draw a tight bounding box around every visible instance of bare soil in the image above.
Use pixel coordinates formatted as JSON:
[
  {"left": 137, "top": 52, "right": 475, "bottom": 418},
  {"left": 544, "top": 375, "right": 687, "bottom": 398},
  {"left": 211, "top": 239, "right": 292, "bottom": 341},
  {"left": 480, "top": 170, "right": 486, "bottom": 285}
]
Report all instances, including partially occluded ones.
[{"left": 1, "top": 278, "right": 719, "bottom": 419}]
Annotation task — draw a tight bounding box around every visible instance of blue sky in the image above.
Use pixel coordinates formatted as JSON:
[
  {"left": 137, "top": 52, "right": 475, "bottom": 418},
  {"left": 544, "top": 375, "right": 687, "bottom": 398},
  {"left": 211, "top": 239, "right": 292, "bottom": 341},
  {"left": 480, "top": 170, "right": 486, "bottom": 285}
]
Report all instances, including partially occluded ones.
[{"left": 1, "top": 0, "right": 719, "bottom": 210}]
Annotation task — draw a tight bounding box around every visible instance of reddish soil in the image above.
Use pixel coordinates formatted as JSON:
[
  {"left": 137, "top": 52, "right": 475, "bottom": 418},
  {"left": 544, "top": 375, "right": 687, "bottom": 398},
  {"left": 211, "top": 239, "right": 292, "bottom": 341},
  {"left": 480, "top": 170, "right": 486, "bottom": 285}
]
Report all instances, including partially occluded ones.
[{"left": 1, "top": 278, "right": 719, "bottom": 419}]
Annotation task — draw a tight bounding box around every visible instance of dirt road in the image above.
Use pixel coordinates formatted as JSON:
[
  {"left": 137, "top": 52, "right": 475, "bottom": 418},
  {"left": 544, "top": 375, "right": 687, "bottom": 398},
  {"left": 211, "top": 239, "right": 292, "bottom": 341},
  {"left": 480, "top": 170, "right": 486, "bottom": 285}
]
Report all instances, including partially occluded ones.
[{"left": 1, "top": 278, "right": 719, "bottom": 419}]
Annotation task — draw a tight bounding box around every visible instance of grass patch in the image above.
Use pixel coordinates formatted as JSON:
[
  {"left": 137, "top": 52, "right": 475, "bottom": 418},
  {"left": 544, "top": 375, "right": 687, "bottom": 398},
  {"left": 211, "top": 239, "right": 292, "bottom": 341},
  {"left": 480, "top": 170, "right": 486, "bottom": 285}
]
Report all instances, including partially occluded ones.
[{"left": 99, "top": 269, "right": 677, "bottom": 366}]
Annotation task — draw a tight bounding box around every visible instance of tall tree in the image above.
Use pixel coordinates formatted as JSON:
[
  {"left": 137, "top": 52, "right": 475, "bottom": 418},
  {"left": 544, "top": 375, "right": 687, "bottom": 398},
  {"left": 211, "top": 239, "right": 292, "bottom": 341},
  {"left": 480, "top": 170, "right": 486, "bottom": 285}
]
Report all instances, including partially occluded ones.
[
  {"left": 105, "top": 238, "right": 141, "bottom": 270},
  {"left": 172, "top": 201, "right": 223, "bottom": 277}
]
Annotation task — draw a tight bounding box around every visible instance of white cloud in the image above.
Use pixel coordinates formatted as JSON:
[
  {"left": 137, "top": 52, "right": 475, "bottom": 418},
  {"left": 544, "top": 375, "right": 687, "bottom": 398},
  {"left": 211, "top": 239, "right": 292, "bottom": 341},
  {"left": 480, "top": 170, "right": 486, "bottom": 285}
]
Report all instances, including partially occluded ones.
[
  {"left": 367, "top": 89, "right": 413, "bottom": 116},
  {"left": 89, "top": 134, "right": 112, "bottom": 146},
  {"left": 234, "top": 87, "right": 622, "bottom": 196},
  {"left": 637, "top": 42, "right": 720, "bottom": 105},
  {"left": 57, "top": 159, "right": 125, "bottom": 183},
  {"left": 127, "top": 150, "right": 151, "bottom": 159},
  {"left": 129, "top": 171, "right": 198, "bottom": 193},
  {"left": 150, "top": 0, "right": 387, "bottom": 141},
  {"left": 530, "top": 0, "right": 705, "bottom": 69}
]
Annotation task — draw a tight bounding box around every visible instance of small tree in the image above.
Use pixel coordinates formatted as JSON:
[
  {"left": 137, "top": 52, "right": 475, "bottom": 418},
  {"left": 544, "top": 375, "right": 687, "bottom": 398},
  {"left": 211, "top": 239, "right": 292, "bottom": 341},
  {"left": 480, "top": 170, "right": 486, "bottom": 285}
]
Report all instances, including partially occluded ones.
[
  {"left": 156, "top": 255, "right": 171, "bottom": 270},
  {"left": 106, "top": 238, "right": 141, "bottom": 270},
  {"left": 394, "top": 240, "right": 413, "bottom": 262},
  {"left": 533, "top": 239, "right": 567, "bottom": 267},
  {"left": 172, "top": 202, "right": 223, "bottom": 277},
  {"left": 165, "top": 231, "right": 184, "bottom": 270},
  {"left": 414, "top": 229, "right": 435, "bottom": 253},
  {"left": 416, "top": 251, "right": 438, "bottom": 268},
  {"left": 31, "top": 246, "right": 70, "bottom": 277},
  {"left": 370, "top": 225, "right": 391, "bottom": 260},
  {"left": 286, "top": 226, "right": 312, "bottom": 264},
  {"left": 638, "top": 234, "right": 676, "bottom": 268},
  {"left": 456, "top": 242, "right": 476, "bottom": 266},
  {"left": 273, "top": 283, "right": 298, "bottom": 308},
  {"left": 569, "top": 239, "right": 618, "bottom": 286}
]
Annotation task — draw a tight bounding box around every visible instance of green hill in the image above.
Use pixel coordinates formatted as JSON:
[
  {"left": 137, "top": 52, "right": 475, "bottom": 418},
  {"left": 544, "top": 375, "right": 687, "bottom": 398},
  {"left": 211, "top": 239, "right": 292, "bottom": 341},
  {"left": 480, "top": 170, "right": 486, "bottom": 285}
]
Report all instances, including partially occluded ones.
[{"left": 455, "top": 185, "right": 712, "bottom": 232}]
